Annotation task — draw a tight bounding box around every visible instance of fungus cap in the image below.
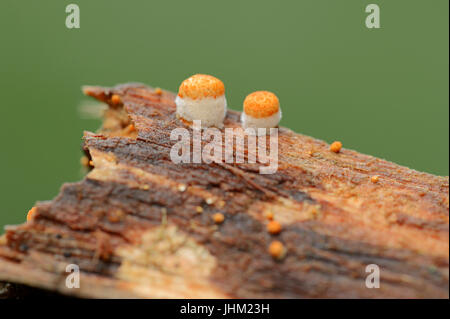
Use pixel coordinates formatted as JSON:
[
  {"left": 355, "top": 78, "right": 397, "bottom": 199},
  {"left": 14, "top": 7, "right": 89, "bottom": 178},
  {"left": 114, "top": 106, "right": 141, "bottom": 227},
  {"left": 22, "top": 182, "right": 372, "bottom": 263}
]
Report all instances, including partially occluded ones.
[
  {"left": 241, "top": 91, "right": 281, "bottom": 131},
  {"left": 268, "top": 240, "right": 286, "bottom": 259},
  {"left": 330, "top": 141, "right": 343, "bottom": 153},
  {"left": 178, "top": 74, "right": 225, "bottom": 100},
  {"left": 176, "top": 74, "right": 227, "bottom": 127},
  {"left": 243, "top": 91, "right": 279, "bottom": 118}
]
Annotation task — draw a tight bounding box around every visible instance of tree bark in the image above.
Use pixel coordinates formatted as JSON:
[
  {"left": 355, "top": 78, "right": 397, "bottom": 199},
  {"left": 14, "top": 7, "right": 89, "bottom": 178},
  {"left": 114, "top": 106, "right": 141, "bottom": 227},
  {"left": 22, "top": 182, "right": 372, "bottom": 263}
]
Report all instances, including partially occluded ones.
[{"left": 0, "top": 83, "right": 448, "bottom": 298}]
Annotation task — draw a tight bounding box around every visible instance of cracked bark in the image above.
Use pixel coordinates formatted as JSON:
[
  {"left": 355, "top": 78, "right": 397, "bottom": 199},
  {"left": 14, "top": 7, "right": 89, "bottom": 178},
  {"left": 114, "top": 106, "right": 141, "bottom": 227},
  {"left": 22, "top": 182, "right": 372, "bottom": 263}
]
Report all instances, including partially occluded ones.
[{"left": 0, "top": 83, "right": 448, "bottom": 298}]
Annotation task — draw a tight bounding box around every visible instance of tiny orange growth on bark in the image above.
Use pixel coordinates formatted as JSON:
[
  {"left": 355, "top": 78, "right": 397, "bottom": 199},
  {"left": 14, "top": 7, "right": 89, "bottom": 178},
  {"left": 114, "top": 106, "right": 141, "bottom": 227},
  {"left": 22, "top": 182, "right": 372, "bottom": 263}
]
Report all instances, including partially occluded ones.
[
  {"left": 267, "top": 220, "right": 282, "bottom": 235},
  {"left": 27, "top": 207, "right": 37, "bottom": 222},
  {"left": 154, "top": 88, "right": 163, "bottom": 95},
  {"left": 371, "top": 175, "right": 379, "bottom": 183},
  {"left": 108, "top": 209, "right": 125, "bottom": 223},
  {"left": 212, "top": 213, "right": 225, "bottom": 224},
  {"left": 111, "top": 94, "right": 121, "bottom": 105},
  {"left": 265, "top": 211, "right": 274, "bottom": 220},
  {"left": 268, "top": 240, "right": 286, "bottom": 260},
  {"left": 330, "top": 141, "right": 342, "bottom": 153},
  {"left": 195, "top": 206, "right": 203, "bottom": 214},
  {"left": 80, "top": 156, "right": 89, "bottom": 167}
]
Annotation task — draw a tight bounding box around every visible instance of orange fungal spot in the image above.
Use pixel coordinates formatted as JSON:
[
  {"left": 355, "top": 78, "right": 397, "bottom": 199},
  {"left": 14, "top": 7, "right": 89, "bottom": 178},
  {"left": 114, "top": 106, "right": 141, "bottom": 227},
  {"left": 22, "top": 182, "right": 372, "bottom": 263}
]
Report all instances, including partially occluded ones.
[
  {"left": 330, "top": 141, "right": 342, "bottom": 153},
  {"left": 27, "top": 207, "right": 37, "bottom": 222},
  {"left": 111, "top": 94, "right": 121, "bottom": 105},
  {"left": 212, "top": 213, "right": 225, "bottom": 224},
  {"left": 178, "top": 74, "right": 225, "bottom": 100},
  {"left": 267, "top": 220, "right": 282, "bottom": 235},
  {"left": 268, "top": 240, "right": 286, "bottom": 260},
  {"left": 265, "top": 211, "right": 274, "bottom": 220},
  {"left": 243, "top": 91, "right": 280, "bottom": 118}
]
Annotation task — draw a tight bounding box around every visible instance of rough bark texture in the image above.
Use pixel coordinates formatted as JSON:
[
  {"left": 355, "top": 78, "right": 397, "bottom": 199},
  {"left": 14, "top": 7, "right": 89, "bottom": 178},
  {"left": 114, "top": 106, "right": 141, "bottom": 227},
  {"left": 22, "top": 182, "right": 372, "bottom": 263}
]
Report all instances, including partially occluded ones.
[{"left": 0, "top": 83, "right": 448, "bottom": 298}]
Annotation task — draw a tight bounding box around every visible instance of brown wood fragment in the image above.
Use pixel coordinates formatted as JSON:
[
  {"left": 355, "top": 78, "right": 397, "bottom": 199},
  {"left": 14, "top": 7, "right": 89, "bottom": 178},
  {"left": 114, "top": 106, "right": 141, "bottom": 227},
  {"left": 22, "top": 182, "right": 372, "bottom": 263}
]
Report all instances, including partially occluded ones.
[{"left": 0, "top": 83, "right": 448, "bottom": 298}]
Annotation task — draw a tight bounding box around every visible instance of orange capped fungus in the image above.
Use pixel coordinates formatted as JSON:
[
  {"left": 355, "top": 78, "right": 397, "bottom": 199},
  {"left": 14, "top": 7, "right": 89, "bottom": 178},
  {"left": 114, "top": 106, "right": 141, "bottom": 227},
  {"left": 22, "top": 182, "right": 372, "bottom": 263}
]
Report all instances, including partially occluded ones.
[
  {"left": 241, "top": 91, "right": 281, "bottom": 133},
  {"left": 212, "top": 213, "right": 225, "bottom": 224},
  {"left": 176, "top": 74, "right": 227, "bottom": 128},
  {"left": 111, "top": 94, "right": 121, "bottom": 105},
  {"left": 267, "top": 220, "right": 282, "bottom": 235},
  {"left": 330, "top": 141, "right": 342, "bottom": 153},
  {"left": 268, "top": 240, "right": 286, "bottom": 260}
]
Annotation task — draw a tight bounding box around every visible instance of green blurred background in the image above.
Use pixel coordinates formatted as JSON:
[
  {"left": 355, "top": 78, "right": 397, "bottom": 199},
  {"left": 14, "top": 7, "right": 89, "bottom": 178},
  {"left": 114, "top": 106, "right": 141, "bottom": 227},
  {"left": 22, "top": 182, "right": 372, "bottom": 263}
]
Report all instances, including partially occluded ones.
[{"left": 0, "top": 0, "right": 448, "bottom": 229}]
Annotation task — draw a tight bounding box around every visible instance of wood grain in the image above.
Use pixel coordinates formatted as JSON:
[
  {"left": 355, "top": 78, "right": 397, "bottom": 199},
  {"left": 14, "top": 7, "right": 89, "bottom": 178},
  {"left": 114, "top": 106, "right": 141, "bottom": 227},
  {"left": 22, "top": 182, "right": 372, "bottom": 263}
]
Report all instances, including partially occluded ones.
[{"left": 0, "top": 83, "right": 448, "bottom": 298}]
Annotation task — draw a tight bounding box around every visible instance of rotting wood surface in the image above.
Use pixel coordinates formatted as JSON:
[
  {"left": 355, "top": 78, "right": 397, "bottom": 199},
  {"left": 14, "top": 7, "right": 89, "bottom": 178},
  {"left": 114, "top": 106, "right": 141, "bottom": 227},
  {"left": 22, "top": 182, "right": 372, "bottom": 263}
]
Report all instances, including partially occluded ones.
[{"left": 0, "top": 83, "right": 448, "bottom": 298}]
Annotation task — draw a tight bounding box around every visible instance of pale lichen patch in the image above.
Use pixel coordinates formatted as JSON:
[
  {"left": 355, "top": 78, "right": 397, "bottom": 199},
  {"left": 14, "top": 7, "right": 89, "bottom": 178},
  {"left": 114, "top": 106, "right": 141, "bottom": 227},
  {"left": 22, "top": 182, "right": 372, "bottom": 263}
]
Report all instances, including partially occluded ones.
[{"left": 115, "top": 225, "right": 219, "bottom": 296}]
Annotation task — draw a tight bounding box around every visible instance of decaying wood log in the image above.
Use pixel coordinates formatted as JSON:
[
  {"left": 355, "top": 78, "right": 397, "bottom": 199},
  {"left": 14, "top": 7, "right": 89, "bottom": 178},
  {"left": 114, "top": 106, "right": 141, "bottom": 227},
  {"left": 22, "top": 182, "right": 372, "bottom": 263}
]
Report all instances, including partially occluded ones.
[{"left": 0, "top": 83, "right": 448, "bottom": 298}]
